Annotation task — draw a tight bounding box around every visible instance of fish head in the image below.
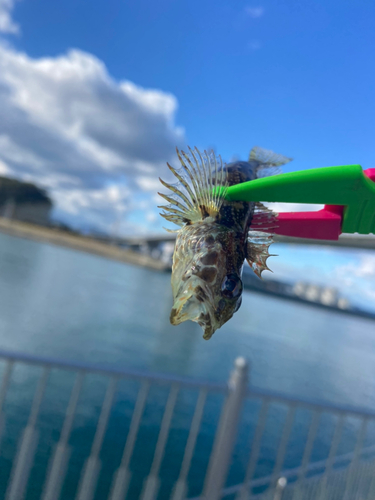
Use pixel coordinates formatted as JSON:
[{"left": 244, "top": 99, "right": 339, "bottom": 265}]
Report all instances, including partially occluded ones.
[{"left": 170, "top": 230, "right": 243, "bottom": 340}]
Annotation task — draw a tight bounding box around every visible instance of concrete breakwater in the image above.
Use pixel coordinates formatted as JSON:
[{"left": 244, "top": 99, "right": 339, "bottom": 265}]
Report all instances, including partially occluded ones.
[{"left": 0, "top": 217, "right": 169, "bottom": 271}]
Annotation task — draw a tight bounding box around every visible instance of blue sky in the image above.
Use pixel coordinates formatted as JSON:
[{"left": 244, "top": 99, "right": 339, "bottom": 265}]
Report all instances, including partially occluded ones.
[
  {"left": 11, "top": 0, "right": 375, "bottom": 167},
  {"left": 0, "top": 0, "right": 375, "bottom": 309}
]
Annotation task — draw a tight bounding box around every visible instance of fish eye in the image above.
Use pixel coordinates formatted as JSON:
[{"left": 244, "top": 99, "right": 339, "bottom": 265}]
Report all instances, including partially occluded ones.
[{"left": 221, "top": 274, "right": 243, "bottom": 299}]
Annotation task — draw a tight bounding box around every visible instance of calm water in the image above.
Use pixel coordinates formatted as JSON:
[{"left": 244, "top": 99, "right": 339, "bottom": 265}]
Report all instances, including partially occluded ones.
[
  {"left": 0, "top": 232, "right": 374, "bottom": 499},
  {"left": 0, "top": 232, "right": 375, "bottom": 405}
]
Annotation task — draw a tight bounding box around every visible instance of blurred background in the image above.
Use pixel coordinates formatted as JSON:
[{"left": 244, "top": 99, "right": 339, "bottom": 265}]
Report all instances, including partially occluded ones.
[{"left": 0, "top": 1, "right": 375, "bottom": 499}]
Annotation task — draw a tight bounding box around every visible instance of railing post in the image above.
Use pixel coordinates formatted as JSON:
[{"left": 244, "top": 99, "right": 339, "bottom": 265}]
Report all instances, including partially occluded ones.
[
  {"left": 76, "top": 377, "right": 117, "bottom": 500},
  {"left": 202, "top": 357, "right": 249, "bottom": 500},
  {"left": 273, "top": 477, "right": 287, "bottom": 500},
  {"left": 6, "top": 368, "right": 50, "bottom": 500},
  {"left": 141, "top": 383, "right": 179, "bottom": 500},
  {"left": 0, "top": 361, "right": 13, "bottom": 454},
  {"left": 42, "top": 372, "right": 85, "bottom": 500}
]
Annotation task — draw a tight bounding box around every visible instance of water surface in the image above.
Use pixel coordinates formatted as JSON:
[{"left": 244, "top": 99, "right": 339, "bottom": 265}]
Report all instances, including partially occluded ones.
[
  {"left": 0, "top": 232, "right": 374, "bottom": 499},
  {"left": 0, "top": 232, "right": 374, "bottom": 407}
]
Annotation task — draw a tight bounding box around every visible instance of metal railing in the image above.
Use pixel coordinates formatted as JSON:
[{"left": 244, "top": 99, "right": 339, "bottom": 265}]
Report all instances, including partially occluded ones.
[{"left": 0, "top": 349, "right": 374, "bottom": 500}]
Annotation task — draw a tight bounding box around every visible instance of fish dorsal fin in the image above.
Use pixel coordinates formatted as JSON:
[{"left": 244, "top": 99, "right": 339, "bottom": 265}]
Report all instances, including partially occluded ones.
[
  {"left": 246, "top": 203, "right": 277, "bottom": 278},
  {"left": 158, "top": 147, "right": 228, "bottom": 227},
  {"left": 249, "top": 146, "right": 292, "bottom": 178}
]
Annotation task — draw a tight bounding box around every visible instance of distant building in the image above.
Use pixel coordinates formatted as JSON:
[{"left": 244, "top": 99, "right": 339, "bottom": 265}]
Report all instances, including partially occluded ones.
[
  {"left": 159, "top": 241, "right": 175, "bottom": 266},
  {"left": 293, "top": 281, "right": 351, "bottom": 309},
  {"left": 0, "top": 176, "right": 52, "bottom": 226},
  {"left": 320, "top": 287, "right": 339, "bottom": 307},
  {"left": 337, "top": 297, "right": 350, "bottom": 310}
]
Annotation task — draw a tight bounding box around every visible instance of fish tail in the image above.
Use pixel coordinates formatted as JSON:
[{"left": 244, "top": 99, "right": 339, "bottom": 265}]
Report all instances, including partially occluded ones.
[{"left": 249, "top": 146, "right": 292, "bottom": 178}]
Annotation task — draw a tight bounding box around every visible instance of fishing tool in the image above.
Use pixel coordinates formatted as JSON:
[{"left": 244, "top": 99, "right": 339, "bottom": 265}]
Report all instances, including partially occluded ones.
[{"left": 222, "top": 164, "right": 375, "bottom": 240}]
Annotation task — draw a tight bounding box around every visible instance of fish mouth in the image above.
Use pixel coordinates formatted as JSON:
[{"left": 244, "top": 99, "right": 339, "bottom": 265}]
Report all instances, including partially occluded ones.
[{"left": 170, "top": 290, "right": 216, "bottom": 340}]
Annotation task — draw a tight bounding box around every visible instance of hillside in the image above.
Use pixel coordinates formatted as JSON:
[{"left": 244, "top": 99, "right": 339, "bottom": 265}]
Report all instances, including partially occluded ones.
[{"left": 0, "top": 176, "right": 52, "bottom": 206}]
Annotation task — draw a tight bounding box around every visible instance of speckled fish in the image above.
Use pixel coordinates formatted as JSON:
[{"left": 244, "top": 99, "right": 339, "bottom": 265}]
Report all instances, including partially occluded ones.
[{"left": 158, "top": 146, "right": 292, "bottom": 340}]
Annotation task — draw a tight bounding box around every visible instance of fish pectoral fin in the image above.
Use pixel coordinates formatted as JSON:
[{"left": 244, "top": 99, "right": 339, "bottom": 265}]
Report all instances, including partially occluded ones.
[
  {"left": 250, "top": 202, "right": 278, "bottom": 232},
  {"left": 246, "top": 230, "right": 275, "bottom": 279},
  {"left": 246, "top": 203, "right": 278, "bottom": 277}
]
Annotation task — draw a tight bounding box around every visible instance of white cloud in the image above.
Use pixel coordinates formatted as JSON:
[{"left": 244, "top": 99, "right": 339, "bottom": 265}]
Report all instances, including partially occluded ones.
[
  {"left": 268, "top": 247, "right": 375, "bottom": 312},
  {"left": 135, "top": 176, "right": 163, "bottom": 192},
  {"left": 0, "top": 158, "right": 10, "bottom": 174},
  {"left": 0, "top": 0, "right": 19, "bottom": 34},
  {"left": 245, "top": 6, "right": 264, "bottom": 18},
  {"left": 146, "top": 211, "right": 157, "bottom": 223},
  {"left": 0, "top": 44, "right": 185, "bottom": 233},
  {"left": 248, "top": 40, "right": 262, "bottom": 51},
  {"left": 328, "top": 253, "right": 375, "bottom": 308},
  {"left": 335, "top": 254, "right": 375, "bottom": 279}
]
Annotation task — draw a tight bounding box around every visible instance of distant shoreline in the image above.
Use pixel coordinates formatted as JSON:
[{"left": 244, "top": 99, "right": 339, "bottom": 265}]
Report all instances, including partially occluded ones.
[
  {"left": 0, "top": 217, "right": 169, "bottom": 271},
  {"left": 2, "top": 217, "right": 374, "bottom": 322},
  {"left": 243, "top": 283, "right": 375, "bottom": 321}
]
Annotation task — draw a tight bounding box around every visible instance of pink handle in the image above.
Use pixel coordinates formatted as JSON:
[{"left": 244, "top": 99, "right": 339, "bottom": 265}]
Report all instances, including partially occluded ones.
[
  {"left": 365, "top": 168, "right": 375, "bottom": 182},
  {"left": 275, "top": 208, "right": 342, "bottom": 240}
]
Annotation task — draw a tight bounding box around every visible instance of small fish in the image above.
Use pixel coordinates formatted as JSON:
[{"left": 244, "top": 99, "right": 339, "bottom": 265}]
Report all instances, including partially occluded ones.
[{"left": 158, "top": 146, "right": 292, "bottom": 340}]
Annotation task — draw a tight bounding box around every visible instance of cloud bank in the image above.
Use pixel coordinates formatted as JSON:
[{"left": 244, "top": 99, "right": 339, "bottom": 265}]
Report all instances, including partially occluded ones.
[
  {"left": 0, "top": 0, "right": 19, "bottom": 34},
  {"left": 0, "top": 44, "right": 184, "bottom": 232},
  {"left": 245, "top": 6, "right": 264, "bottom": 18}
]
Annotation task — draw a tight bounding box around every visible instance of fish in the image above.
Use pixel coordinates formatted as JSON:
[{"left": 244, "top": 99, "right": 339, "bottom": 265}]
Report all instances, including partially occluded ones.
[{"left": 158, "top": 146, "right": 292, "bottom": 340}]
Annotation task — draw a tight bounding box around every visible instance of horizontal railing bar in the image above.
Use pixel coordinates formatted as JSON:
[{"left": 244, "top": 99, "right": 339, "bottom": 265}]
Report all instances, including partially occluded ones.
[
  {"left": 248, "top": 387, "right": 375, "bottom": 419},
  {"left": 0, "top": 349, "right": 228, "bottom": 392},
  {"left": 214, "top": 444, "right": 375, "bottom": 498},
  {"left": 236, "top": 462, "right": 373, "bottom": 499},
  {"left": 1, "top": 349, "right": 375, "bottom": 418}
]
